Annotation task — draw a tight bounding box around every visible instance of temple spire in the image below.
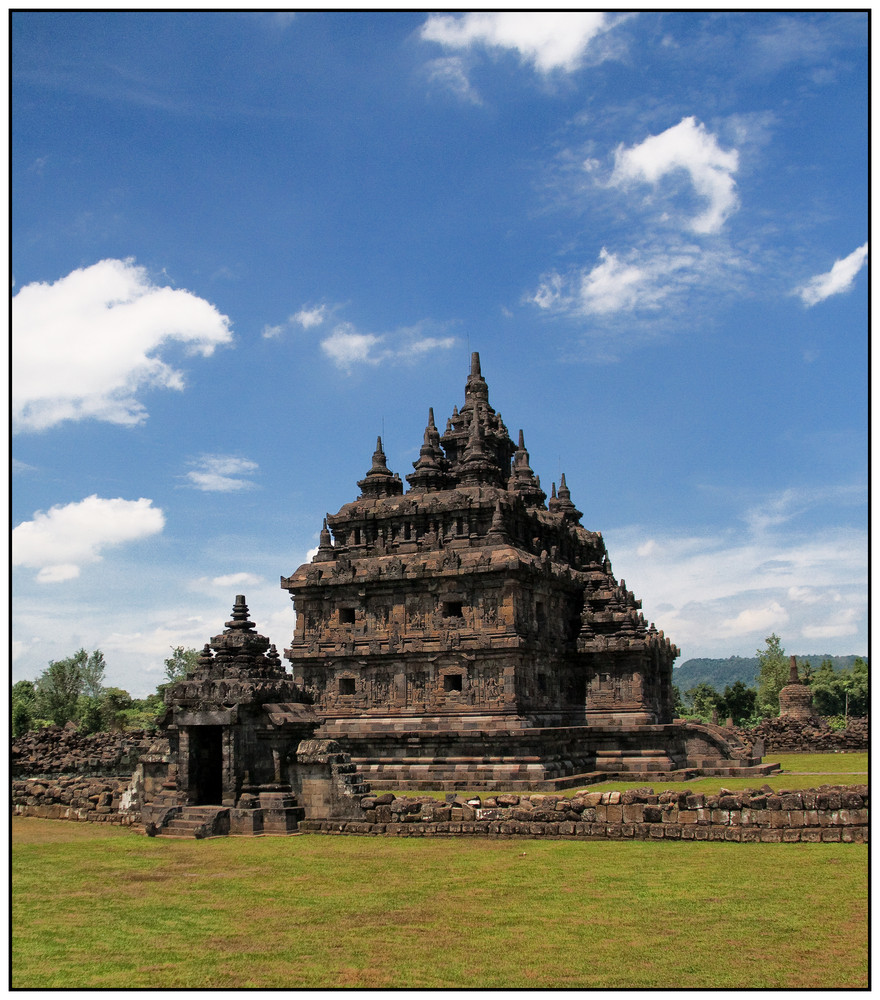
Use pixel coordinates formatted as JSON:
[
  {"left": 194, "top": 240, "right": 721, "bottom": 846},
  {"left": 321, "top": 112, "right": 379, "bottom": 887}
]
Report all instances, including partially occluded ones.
[
  {"left": 508, "top": 428, "right": 546, "bottom": 508},
  {"left": 358, "top": 435, "right": 403, "bottom": 499},
  {"left": 406, "top": 410, "right": 452, "bottom": 493},
  {"left": 554, "top": 472, "right": 583, "bottom": 524}
]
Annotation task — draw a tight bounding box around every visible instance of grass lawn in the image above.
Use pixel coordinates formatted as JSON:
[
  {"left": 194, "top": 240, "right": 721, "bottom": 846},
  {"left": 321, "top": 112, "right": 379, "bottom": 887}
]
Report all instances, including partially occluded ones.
[{"left": 12, "top": 815, "right": 867, "bottom": 989}]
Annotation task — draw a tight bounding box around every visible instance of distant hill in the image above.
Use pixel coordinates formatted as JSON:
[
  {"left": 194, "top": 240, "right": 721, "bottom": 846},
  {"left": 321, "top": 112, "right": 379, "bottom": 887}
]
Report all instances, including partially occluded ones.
[{"left": 673, "top": 654, "right": 866, "bottom": 692}]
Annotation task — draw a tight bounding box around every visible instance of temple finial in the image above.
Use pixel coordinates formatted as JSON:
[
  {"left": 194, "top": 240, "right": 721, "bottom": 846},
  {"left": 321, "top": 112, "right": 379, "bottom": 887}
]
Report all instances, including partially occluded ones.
[
  {"left": 471, "top": 351, "right": 481, "bottom": 376},
  {"left": 225, "top": 595, "right": 256, "bottom": 632}
]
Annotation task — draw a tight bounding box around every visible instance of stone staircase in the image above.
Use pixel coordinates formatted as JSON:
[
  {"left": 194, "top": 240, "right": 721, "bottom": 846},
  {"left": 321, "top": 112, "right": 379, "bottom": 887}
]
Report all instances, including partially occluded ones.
[{"left": 158, "top": 805, "right": 231, "bottom": 838}]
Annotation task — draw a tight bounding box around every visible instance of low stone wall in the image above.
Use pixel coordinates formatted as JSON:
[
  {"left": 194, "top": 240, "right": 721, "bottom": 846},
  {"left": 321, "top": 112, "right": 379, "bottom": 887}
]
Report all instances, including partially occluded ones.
[
  {"left": 12, "top": 775, "right": 139, "bottom": 826},
  {"left": 299, "top": 785, "right": 869, "bottom": 843},
  {"left": 12, "top": 778, "right": 868, "bottom": 842},
  {"left": 734, "top": 717, "right": 868, "bottom": 753}
]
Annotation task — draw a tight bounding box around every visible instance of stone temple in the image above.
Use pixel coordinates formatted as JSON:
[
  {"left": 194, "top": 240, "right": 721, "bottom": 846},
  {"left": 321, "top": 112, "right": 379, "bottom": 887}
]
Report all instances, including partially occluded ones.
[{"left": 280, "top": 353, "right": 772, "bottom": 789}]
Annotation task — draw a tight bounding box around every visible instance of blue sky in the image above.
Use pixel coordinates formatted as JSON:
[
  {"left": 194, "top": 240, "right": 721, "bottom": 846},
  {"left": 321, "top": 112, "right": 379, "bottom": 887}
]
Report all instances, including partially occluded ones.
[{"left": 12, "top": 11, "right": 868, "bottom": 697}]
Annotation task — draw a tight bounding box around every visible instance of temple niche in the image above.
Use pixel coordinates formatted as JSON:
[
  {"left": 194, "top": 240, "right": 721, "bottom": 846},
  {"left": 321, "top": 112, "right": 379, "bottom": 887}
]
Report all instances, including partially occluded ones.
[{"left": 282, "top": 354, "right": 774, "bottom": 789}]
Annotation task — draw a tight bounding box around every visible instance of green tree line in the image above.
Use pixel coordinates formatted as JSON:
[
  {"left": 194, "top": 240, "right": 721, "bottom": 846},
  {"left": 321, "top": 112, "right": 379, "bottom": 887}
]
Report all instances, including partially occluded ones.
[
  {"left": 11, "top": 646, "right": 199, "bottom": 738},
  {"left": 676, "top": 634, "right": 868, "bottom": 727}
]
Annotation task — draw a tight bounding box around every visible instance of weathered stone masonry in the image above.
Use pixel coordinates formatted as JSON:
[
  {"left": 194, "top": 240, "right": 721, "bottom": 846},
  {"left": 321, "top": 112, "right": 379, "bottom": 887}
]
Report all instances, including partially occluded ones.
[
  {"left": 280, "top": 353, "right": 776, "bottom": 788},
  {"left": 299, "top": 785, "right": 869, "bottom": 843},
  {"left": 14, "top": 779, "right": 866, "bottom": 843}
]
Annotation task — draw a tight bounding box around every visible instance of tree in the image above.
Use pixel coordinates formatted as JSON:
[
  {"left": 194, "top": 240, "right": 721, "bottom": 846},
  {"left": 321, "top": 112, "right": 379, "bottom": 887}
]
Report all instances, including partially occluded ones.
[
  {"left": 33, "top": 648, "right": 108, "bottom": 728},
  {"left": 846, "top": 657, "right": 869, "bottom": 717},
  {"left": 684, "top": 682, "right": 720, "bottom": 720},
  {"left": 811, "top": 658, "right": 843, "bottom": 716},
  {"left": 12, "top": 679, "right": 37, "bottom": 707},
  {"left": 12, "top": 700, "right": 32, "bottom": 738},
  {"left": 76, "top": 696, "right": 104, "bottom": 735},
  {"left": 716, "top": 681, "right": 757, "bottom": 725},
  {"left": 671, "top": 684, "right": 685, "bottom": 716},
  {"left": 80, "top": 650, "right": 106, "bottom": 700},
  {"left": 164, "top": 646, "right": 199, "bottom": 684},
  {"left": 100, "top": 688, "right": 133, "bottom": 731},
  {"left": 755, "top": 634, "right": 789, "bottom": 718},
  {"left": 35, "top": 652, "right": 86, "bottom": 725}
]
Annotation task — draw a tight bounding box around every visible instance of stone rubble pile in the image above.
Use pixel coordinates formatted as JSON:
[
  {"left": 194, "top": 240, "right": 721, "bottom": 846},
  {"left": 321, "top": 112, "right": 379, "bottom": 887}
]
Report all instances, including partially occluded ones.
[
  {"left": 11, "top": 725, "right": 156, "bottom": 777},
  {"left": 734, "top": 716, "right": 868, "bottom": 753}
]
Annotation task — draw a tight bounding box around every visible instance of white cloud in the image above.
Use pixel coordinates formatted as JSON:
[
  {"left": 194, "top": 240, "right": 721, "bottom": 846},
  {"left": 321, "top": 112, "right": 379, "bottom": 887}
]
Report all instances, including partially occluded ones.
[
  {"left": 720, "top": 601, "right": 789, "bottom": 637},
  {"left": 578, "top": 248, "right": 652, "bottom": 314},
  {"left": 185, "top": 455, "right": 259, "bottom": 492},
  {"left": 292, "top": 304, "right": 328, "bottom": 329},
  {"left": 262, "top": 303, "right": 332, "bottom": 339},
  {"left": 801, "top": 606, "right": 861, "bottom": 639},
  {"left": 211, "top": 572, "right": 264, "bottom": 588},
  {"left": 530, "top": 241, "right": 741, "bottom": 321},
  {"left": 420, "top": 12, "right": 623, "bottom": 74},
  {"left": 320, "top": 322, "right": 456, "bottom": 373},
  {"left": 13, "top": 495, "right": 165, "bottom": 584},
  {"left": 321, "top": 326, "right": 382, "bottom": 371},
  {"left": 609, "top": 117, "right": 739, "bottom": 234},
  {"left": 12, "top": 258, "right": 232, "bottom": 433},
  {"left": 796, "top": 243, "right": 868, "bottom": 306}
]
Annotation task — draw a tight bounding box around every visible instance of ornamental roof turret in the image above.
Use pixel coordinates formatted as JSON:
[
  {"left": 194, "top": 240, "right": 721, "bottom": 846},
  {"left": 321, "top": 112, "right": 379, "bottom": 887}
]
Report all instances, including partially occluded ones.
[
  {"left": 406, "top": 409, "right": 454, "bottom": 492},
  {"left": 165, "top": 595, "right": 304, "bottom": 711},
  {"left": 508, "top": 429, "right": 546, "bottom": 508},
  {"left": 554, "top": 473, "right": 583, "bottom": 525},
  {"left": 357, "top": 436, "right": 403, "bottom": 499},
  {"left": 457, "top": 402, "right": 506, "bottom": 488}
]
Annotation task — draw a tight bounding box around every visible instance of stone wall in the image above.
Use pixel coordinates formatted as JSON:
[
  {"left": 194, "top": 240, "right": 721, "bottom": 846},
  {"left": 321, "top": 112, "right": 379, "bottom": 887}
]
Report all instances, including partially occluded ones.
[
  {"left": 734, "top": 717, "right": 868, "bottom": 753},
  {"left": 12, "top": 775, "right": 140, "bottom": 826},
  {"left": 299, "top": 785, "right": 868, "bottom": 843},
  {"left": 12, "top": 778, "right": 868, "bottom": 842}
]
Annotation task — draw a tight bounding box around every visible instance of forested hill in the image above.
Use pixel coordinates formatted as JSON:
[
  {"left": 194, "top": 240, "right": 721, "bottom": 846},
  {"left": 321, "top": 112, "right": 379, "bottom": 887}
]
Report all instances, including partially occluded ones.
[{"left": 673, "top": 654, "right": 866, "bottom": 691}]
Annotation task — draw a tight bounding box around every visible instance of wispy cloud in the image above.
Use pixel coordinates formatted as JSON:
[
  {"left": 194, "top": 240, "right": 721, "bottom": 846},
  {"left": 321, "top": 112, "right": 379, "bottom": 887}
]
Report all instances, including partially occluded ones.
[
  {"left": 527, "top": 116, "right": 749, "bottom": 335},
  {"left": 420, "top": 12, "right": 627, "bottom": 75},
  {"left": 185, "top": 455, "right": 259, "bottom": 492},
  {"left": 12, "top": 258, "right": 232, "bottom": 433},
  {"left": 320, "top": 322, "right": 456, "bottom": 373},
  {"left": 609, "top": 117, "right": 740, "bottom": 235},
  {"left": 796, "top": 243, "right": 868, "bottom": 306},
  {"left": 530, "top": 239, "right": 745, "bottom": 325},
  {"left": 13, "top": 495, "right": 165, "bottom": 583},
  {"left": 262, "top": 302, "right": 331, "bottom": 338},
  {"left": 606, "top": 483, "right": 866, "bottom": 655},
  {"left": 424, "top": 56, "right": 482, "bottom": 105},
  {"left": 743, "top": 484, "right": 866, "bottom": 534}
]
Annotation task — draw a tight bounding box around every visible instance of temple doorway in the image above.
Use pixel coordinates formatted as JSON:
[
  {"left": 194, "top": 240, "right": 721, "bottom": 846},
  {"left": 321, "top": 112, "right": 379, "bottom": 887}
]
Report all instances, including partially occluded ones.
[{"left": 189, "top": 726, "right": 224, "bottom": 805}]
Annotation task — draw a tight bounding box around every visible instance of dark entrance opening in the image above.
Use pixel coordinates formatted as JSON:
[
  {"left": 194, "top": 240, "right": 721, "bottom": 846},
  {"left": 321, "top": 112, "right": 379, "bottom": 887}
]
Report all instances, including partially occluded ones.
[{"left": 190, "top": 726, "right": 224, "bottom": 805}]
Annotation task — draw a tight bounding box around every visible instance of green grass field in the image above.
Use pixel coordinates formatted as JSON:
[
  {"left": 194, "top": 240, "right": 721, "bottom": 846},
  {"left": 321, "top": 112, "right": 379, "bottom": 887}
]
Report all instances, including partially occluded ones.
[{"left": 12, "top": 750, "right": 869, "bottom": 990}]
